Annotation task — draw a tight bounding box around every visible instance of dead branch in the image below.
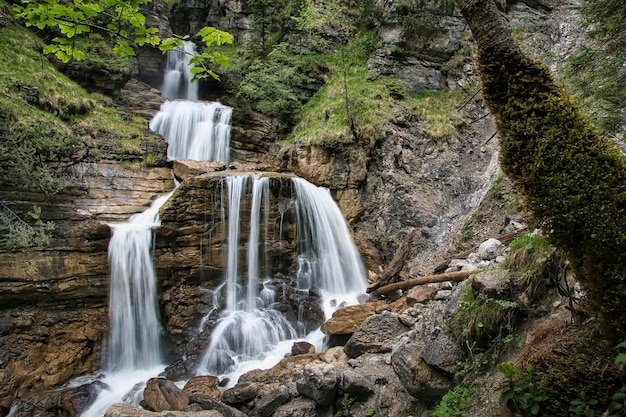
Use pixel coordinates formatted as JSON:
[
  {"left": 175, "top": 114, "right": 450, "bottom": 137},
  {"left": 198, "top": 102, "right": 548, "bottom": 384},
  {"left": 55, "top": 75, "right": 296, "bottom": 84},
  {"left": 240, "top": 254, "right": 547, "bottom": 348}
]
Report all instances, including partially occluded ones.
[
  {"left": 367, "top": 228, "right": 416, "bottom": 293},
  {"left": 371, "top": 270, "right": 471, "bottom": 295}
]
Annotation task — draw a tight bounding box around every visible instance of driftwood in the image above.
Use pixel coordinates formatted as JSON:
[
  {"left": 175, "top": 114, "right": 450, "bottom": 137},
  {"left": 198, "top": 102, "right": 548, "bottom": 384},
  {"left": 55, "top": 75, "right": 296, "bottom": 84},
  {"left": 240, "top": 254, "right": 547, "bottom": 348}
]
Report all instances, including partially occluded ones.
[
  {"left": 371, "top": 270, "right": 471, "bottom": 295},
  {"left": 432, "top": 227, "right": 528, "bottom": 274},
  {"left": 367, "top": 228, "right": 416, "bottom": 293}
]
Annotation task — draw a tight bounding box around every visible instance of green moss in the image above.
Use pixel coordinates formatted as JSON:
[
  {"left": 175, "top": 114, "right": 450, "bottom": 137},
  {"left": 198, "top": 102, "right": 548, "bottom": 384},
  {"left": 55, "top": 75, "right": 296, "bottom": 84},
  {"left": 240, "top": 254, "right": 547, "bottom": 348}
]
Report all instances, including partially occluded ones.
[
  {"left": 539, "top": 342, "right": 624, "bottom": 416},
  {"left": 477, "top": 42, "right": 626, "bottom": 341}
]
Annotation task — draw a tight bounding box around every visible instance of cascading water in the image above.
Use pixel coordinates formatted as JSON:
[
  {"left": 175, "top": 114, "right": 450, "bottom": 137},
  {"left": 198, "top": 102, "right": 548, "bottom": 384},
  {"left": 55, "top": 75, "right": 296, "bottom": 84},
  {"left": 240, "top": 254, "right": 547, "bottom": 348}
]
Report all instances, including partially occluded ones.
[
  {"left": 81, "top": 192, "right": 173, "bottom": 417},
  {"left": 80, "top": 32, "right": 367, "bottom": 415},
  {"left": 195, "top": 174, "right": 367, "bottom": 383},
  {"left": 161, "top": 40, "right": 199, "bottom": 100},
  {"left": 149, "top": 100, "right": 232, "bottom": 163}
]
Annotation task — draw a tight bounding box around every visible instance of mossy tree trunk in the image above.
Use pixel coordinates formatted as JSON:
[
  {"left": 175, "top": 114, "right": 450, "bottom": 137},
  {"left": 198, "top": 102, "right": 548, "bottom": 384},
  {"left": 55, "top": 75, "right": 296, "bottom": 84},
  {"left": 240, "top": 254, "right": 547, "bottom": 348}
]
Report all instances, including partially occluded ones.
[{"left": 456, "top": 0, "right": 626, "bottom": 341}]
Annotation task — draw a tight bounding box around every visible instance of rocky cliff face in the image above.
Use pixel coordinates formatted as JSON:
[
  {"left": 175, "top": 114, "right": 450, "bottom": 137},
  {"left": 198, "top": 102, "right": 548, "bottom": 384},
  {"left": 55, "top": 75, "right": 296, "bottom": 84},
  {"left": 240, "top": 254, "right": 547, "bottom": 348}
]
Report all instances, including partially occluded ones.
[{"left": 0, "top": 81, "right": 174, "bottom": 414}]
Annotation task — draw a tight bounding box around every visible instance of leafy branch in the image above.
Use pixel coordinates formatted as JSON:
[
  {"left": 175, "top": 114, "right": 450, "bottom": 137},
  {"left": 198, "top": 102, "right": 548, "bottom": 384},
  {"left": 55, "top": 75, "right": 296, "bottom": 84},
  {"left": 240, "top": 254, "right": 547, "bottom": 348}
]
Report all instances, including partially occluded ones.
[{"left": 12, "top": 0, "right": 233, "bottom": 79}]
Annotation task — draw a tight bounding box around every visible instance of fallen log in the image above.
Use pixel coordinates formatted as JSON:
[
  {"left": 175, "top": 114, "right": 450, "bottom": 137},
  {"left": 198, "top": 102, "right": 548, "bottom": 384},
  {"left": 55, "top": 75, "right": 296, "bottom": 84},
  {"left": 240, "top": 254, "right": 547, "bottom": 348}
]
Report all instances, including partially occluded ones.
[
  {"left": 367, "top": 228, "right": 416, "bottom": 293},
  {"left": 371, "top": 270, "right": 471, "bottom": 295}
]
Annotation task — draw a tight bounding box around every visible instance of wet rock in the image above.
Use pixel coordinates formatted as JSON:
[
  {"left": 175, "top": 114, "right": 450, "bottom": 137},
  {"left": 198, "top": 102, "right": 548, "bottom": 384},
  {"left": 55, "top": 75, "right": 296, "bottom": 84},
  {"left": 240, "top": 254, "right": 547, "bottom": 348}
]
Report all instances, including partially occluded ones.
[
  {"left": 291, "top": 341, "right": 315, "bottom": 356},
  {"left": 343, "top": 311, "right": 409, "bottom": 358}
]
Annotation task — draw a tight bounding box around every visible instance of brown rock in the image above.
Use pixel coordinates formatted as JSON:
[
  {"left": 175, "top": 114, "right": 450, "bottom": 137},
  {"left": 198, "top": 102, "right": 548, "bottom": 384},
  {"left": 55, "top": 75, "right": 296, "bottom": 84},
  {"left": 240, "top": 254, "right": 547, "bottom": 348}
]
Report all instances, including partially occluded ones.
[
  {"left": 172, "top": 160, "right": 226, "bottom": 181},
  {"left": 183, "top": 376, "right": 221, "bottom": 400},
  {"left": 406, "top": 286, "right": 438, "bottom": 306},
  {"left": 291, "top": 341, "right": 315, "bottom": 356},
  {"left": 104, "top": 403, "right": 221, "bottom": 417},
  {"left": 143, "top": 378, "right": 189, "bottom": 411},
  {"left": 321, "top": 301, "right": 391, "bottom": 335}
]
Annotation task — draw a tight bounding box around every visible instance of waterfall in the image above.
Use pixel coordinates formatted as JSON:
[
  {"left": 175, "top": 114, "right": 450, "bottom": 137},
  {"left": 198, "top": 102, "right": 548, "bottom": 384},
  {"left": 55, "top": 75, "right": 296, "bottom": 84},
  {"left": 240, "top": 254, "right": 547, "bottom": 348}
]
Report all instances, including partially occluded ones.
[
  {"left": 161, "top": 40, "right": 199, "bottom": 101},
  {"left": 293, "top": 178, "right": 367, "bottom": 317},
  {"left": 80, "top": 191, "right": 173, "bottom": 417},
  {"left": 150, "top": 100, "right": 232, "bottom": 163},
  {"left": 106, "top": 192, "right": 172, "bottom": 371},
  {"left": 196, "top": 174, "right": 367, "bottom": 382}
]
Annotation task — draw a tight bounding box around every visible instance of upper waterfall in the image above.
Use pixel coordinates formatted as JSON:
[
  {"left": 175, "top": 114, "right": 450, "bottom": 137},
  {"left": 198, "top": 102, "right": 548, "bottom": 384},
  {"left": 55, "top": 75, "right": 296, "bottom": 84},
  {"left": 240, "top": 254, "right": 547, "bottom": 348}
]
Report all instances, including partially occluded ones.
[
  {"left": 149, "top": 100, "right": 232, "bottom": 163},
  {"left": 161, "top": 40, "right": 199, "bottom": 101}
]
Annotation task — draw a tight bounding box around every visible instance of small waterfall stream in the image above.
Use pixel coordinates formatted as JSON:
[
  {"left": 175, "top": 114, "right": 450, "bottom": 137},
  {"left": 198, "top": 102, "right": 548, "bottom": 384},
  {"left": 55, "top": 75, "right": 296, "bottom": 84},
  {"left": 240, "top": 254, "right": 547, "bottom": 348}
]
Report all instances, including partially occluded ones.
[{"left": 81, "top": 38, "right": 367, "bottom": 415}]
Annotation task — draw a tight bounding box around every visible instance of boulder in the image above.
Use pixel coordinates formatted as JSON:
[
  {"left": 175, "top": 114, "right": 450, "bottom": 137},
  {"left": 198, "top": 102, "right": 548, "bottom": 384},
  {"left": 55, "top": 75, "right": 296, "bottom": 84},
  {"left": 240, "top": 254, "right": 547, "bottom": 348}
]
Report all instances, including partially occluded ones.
[
  {"left": 189, "top": 393, "right": 248, "bottom": 417},
  {"left": 143, "top": 378, "right": 189, "bottom": 412},
  {"left": 406, "top": 286, "right": 438, "bottom": 306},
  {"left": 183, "top": 376, "right": 221, "bottom": 400},
  {"left": 321, "top": 301, "right": 390, "bottom": 335},
  {"left": 343, "top": 311, "right": 409, "bottom": 358},
  {"left": 421, "top": 331, "right": 465, "bottom": 375},
  {"left": 291, "top": 341, "right": 315, "bottom": 356},
  {"left": 472, "top": 268, "right": 511, "bottom": 296},
  {"left": 104, "top": 403, "right": 221, "bottom": 417},
  {"left": 272, "top": 398, "right": 317, "bottom": 417},
  {"left": 255, "top": 385, "right": 291, "bottom": 417},
  {"left": 477, "top": 238, "right": 506, "bottom": 261},
  {"left": 391, "top": 342, "right": 454, "bottom": 402},
  {"left": 221, "top": 382, "right": 260, "bottom": 405},
  {"left": 340, "top": 354, "right": 420, "bottom": 416},
  {"left": 294, "top": 363, "right": 340, "bottom": 406}
]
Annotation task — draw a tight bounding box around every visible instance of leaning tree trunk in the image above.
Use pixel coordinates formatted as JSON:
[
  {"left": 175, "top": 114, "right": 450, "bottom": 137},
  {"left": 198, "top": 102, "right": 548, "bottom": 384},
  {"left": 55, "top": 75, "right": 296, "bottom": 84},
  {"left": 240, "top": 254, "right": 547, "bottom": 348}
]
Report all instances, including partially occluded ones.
[{"left": 456, "top": 0, "right": 626, "bottom": 341}]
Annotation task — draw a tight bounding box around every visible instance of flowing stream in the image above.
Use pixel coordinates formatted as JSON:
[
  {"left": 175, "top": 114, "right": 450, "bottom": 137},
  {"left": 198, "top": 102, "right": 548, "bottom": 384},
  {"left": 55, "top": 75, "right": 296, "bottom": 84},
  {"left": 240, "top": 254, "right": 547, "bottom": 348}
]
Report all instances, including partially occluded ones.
[{"left": 81, "top": 40, "right": 367, "bottom": 415}]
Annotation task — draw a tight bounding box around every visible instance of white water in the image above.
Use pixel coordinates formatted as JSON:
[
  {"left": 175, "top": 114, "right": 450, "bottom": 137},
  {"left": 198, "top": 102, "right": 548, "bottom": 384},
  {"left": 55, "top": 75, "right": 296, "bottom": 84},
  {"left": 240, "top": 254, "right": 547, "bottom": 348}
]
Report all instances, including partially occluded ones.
[
  {"left": 149, "top": 100, "right": 232, "bottom": 163},
  {"left": 161, "top": 40, "right": 199, "bottom": 101},
  {"left": 81, "top": 192, "right": 173, "bottom": 417},
  {"left": 196, "top": 174, "right": 367, "bottom": 384}
]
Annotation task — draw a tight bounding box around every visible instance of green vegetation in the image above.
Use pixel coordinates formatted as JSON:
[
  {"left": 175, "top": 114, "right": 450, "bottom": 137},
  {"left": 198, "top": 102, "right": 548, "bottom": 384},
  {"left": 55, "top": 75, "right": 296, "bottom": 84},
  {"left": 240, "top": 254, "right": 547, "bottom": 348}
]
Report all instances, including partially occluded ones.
[
  {"left": 0, "top": 204, "right": 55, "bottom": 250},
  {"left": 498, "top": 361, "right": 546, "bottom": 416},
  {"left": 449, "top": 284, "right": 518, "bottom": 349},
  {"left": 497, "top": 340, "right": 626, "bottom": 417},
  {"left": 12, "top": 0, "right": 232, "bottom": 80},
  {"left": 502, "top": 232, "right": 554, "bottom": 298},
  {"left": 0, "top": 16, "right": 162, "bottom": 247},
  {"left": 432, "top": 384, "right": 478, "bottom": 417},
  {"left": 395, "top": 0, "right": 455, "bottom": 46}
]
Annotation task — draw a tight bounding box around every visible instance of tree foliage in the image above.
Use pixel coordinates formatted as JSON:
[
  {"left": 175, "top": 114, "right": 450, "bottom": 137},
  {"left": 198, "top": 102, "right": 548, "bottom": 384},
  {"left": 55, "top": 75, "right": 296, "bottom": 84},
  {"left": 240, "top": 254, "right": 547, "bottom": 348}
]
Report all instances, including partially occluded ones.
[{"left": 12, "top": 0, "right": 233, "bottom": 79}]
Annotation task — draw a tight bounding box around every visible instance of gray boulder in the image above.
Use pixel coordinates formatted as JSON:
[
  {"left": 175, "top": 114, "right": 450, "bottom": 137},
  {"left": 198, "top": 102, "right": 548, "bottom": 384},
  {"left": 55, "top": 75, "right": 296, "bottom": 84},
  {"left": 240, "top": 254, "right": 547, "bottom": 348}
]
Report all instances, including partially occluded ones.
[{"left": 344, "top": 310, "right": 409, "bottom": 358}]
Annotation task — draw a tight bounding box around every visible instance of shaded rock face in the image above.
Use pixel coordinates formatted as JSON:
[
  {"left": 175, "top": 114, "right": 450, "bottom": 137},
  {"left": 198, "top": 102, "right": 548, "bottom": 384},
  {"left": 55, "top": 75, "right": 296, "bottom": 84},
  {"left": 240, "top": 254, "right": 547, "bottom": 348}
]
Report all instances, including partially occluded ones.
[{"left": 155, "top": 172, "right": 325, "bottom": 373}]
